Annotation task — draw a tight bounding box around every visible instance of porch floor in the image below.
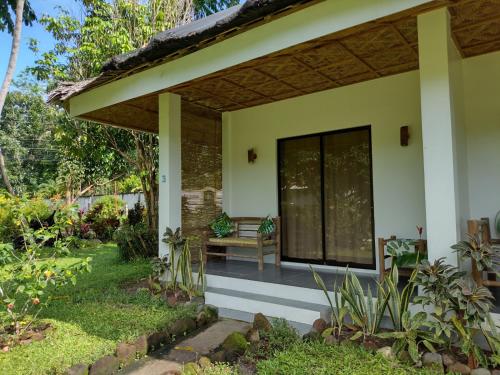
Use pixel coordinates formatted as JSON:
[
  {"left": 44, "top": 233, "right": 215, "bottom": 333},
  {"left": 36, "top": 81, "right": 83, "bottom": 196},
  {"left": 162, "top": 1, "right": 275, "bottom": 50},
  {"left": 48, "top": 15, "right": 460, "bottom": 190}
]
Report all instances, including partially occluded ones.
[
  {"left": 204, "top": 259, "right": 500, "bottom": 313},
  {"left": 205, "top": 259, "right": 377, "bottom": 291}
]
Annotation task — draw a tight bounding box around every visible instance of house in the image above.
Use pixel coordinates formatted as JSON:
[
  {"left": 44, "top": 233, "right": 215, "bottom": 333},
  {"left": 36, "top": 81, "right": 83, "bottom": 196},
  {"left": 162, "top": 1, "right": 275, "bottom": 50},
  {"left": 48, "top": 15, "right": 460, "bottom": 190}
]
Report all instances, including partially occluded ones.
[{"left": 50, "top": 0, "right": 500, "bottom": 324}]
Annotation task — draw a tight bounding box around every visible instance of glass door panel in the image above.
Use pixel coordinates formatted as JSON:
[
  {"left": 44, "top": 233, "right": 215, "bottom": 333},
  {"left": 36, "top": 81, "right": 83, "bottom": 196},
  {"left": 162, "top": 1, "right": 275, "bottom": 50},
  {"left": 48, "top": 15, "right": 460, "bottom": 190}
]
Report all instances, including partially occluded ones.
[
  {"left": 279, "top": 136, "right": 323, "bottom": 261},
  {"left": 323, "top": 129, "right": 374, "bottom": 266}
]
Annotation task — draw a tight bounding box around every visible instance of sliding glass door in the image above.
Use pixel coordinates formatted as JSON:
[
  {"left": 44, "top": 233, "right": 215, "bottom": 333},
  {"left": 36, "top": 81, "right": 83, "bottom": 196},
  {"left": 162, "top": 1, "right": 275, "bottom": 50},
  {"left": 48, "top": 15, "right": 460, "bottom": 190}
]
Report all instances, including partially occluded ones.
[{"left": 278, "top": 126, "right": 375, "bottom": 268}]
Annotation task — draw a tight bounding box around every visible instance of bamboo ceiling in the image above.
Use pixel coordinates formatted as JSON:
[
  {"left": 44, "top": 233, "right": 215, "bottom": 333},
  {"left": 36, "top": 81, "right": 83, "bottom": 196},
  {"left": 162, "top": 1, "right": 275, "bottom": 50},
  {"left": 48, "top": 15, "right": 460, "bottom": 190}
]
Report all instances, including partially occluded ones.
[{"left": 82, "top": 0, "right": 500, "bottom": 131}]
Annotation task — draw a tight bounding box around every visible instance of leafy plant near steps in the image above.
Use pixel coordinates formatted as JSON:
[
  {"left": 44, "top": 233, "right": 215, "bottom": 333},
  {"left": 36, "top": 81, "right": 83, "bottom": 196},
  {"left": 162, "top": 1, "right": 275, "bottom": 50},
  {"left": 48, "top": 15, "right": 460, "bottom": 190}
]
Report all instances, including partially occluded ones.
[
  {"left": 160, "top": 227, "right": 206, "bottom": 296},
  {"left": 309, "top": 265, "right": 347, "bottom": 339},
  {"left": 414, "top": 257, "right": 494, "bottom": 368},
  {"left": 340, "top": 271, "right": 389, "bottom": 341}
]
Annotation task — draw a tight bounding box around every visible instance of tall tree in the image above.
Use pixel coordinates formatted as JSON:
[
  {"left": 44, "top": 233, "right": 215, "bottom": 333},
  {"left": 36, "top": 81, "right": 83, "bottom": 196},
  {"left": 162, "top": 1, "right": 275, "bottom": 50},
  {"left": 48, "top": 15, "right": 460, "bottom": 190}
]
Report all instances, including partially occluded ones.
[
  {"left": 34, "top": 0, "right": 237, "bottom": 231},
  {"left": 0, "top": 0, "right": 36, "bottom": 194}
]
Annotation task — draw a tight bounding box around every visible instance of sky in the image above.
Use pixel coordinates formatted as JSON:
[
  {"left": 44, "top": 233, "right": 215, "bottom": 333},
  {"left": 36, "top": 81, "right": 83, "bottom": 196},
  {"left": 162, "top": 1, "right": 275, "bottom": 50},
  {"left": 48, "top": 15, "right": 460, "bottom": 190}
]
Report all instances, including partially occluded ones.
[{"left": 0, "top": 0, "right": 83, "bottom": 85}]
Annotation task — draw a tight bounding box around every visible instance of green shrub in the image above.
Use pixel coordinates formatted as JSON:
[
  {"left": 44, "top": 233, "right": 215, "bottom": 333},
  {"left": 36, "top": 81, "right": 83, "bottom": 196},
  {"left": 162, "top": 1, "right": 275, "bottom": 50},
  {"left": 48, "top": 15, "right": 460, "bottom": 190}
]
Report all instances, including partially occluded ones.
[
  {"left": 84, "top": 196, "right": 125, "bottom": 241},
  {"left": 114, "top": 202, "right": 157, "bottom": 261},
  {"left": 114, "top": 222, "right": 157, "bottom": 261}
]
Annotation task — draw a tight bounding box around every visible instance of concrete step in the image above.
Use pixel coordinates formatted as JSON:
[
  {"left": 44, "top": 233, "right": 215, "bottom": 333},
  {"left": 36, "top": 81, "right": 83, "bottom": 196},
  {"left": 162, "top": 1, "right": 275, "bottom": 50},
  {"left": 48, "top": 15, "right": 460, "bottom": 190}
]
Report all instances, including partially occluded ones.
[
  {"left": 201, "top": 273, "right": 337, "bottom": 306},
  {"left": 205, "top": 286, "right": 330, "bottom": 325}
]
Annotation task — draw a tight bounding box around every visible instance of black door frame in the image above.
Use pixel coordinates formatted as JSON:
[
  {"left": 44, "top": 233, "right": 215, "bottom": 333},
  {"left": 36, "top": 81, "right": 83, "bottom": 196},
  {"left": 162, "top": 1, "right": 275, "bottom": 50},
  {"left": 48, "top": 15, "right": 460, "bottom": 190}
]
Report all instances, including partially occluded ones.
[{"left": 277, "top": 125, "right": 376, "bottom": 270}]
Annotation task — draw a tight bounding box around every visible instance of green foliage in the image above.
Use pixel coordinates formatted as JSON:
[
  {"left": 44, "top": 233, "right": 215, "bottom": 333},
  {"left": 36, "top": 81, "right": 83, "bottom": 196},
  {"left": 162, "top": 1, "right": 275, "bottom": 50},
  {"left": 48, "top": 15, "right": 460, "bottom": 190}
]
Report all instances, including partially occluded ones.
[
  {"left": 375, "top": 266, "right": 442, "bottom": 363},
  {"left": 115, "top": 222, "right": 157, "bottom": 261},
  {"left": 257, "top": 215, "right": 275, "bottom": 235},
  {"left": 193, "top": 362, "right": 236, "bottom": 375},
  {"left": 0, "top": 196, "right": 91, "bottom": 338},
  {"left": 452, "top": 234, "right": 498, "bottom": 272},
  {"left": 118, "top": 174, "right": 142, "bottom": 193},
  {"left": 161, "top": 227, "right": 206, "bottom": 296},
  {"left": 339, "top": 270, "right": 389, "bottom": 341},
  {"left": 115, "top": 202, "right": 157, "bottom": 261},
  {"left": 377, "top": 311, "right": 441, "bottom": 364},
  {"left": 386, "top": 239, "right": 424, "bottom": 268},
  {"left": 414, "top": 257, "right": 494, "bottom": 368},
  {"left": 0, "top": 79, "right": 62, "bottom": 195},
  {"left": 84, "top": 196, "right": 125, "bottom": 241},
  {"left": 0, "top": 0, "right": 36, "bottom": 34},
  {"left": 310, "top": 265, "right": 347, "bottom": 338},
  {"left": 0, "top": 244, "right": 196, "bottom": 375},
  {"left": 210, "top": 212, "right": 234, "bottom": 238},
  {"left": 256, "top": 340, "right": 437, "bottom": 375}
]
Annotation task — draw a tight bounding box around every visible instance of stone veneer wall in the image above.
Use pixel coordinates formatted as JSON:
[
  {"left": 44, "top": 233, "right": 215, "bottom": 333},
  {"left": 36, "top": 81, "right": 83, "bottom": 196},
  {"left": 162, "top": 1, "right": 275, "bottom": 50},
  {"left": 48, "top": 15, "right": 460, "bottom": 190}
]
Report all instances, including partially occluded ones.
[{"left": 181, "top": 100, "right": 222, "bottom": 258}]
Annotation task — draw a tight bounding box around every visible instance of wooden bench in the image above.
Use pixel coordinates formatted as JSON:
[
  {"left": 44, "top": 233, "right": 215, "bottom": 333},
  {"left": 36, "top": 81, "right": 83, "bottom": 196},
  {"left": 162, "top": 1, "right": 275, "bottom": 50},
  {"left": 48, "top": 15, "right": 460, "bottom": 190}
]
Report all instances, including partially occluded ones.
[
  {"left": 202, "top": 217, "right": 281, "bottom": 271},
  {"left": 378, "top": 236, "right": 427, "bottom": 281},
  {"left": 467, "top": 218, "right": 500, "bottom": 288}
]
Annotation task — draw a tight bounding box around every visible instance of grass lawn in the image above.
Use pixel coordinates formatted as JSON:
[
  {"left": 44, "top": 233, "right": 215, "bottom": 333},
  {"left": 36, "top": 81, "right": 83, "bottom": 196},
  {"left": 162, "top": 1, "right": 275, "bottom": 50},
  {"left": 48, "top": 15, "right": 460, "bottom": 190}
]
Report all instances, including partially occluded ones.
[
  {"left": 256, "top": 341, "right": 441, "bottom": 375},
  {"left": 0, "top": 243, "right": 195, "bottom": 375}
]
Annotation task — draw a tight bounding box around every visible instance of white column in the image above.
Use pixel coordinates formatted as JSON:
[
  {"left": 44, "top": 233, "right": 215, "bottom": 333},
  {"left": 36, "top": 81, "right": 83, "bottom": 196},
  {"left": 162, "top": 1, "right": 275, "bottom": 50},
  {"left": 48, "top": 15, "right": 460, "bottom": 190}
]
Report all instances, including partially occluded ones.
[
  {"left": 158, "top": 93, "right": 182, "bottom": 257},
  {"left": 221, "top": 112, "right": 232, "bottom": 214},
  {"left": 418, "top": 8, "right": 460, "bottom": 265}
]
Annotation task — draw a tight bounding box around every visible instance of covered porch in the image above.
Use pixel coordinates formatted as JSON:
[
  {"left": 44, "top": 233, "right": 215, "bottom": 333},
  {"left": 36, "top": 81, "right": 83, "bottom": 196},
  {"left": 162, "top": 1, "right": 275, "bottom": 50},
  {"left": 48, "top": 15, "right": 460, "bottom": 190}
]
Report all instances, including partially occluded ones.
[{"left": 53, "top": 0, "right": 500, "bottom": 321}]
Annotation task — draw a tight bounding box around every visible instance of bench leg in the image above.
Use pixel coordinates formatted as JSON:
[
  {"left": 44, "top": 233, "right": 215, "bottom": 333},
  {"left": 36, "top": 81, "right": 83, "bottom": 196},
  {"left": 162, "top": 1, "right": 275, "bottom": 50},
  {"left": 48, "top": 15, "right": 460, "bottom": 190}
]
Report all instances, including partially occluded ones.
[
  {"left": 257, "top": 244, "right": 264, "bottom": 271},
  {"left": 275, "top": 243, "right": 281, "bottom": 267}
]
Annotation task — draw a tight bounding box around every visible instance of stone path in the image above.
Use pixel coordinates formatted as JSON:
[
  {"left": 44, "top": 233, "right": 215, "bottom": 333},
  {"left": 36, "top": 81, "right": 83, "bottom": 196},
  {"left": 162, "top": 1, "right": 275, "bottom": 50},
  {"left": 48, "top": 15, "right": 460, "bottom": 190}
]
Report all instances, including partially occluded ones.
[{"left": 122, "top": 319, "right": 251, "bottom": 375}]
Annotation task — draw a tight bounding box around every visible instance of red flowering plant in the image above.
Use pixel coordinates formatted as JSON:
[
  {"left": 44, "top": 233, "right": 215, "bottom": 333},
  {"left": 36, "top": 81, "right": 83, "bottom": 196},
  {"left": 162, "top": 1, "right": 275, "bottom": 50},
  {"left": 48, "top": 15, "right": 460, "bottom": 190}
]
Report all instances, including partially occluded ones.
[{"left": 0, "top": 195, "right": 91, "bottom": 344}]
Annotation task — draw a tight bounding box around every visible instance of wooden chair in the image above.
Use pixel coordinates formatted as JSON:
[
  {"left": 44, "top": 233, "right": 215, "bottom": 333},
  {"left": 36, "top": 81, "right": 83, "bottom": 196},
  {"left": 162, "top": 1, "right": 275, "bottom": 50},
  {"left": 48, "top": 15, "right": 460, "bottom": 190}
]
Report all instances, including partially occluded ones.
[
  {"left": 378, "top": 236, "right": 427, "bottom": 281},
  {"left": 467, "top": 218, "right": 500, "bottom": 288},
  {"left": 202, "top": 217, "right": 281, "bottom": 271}
]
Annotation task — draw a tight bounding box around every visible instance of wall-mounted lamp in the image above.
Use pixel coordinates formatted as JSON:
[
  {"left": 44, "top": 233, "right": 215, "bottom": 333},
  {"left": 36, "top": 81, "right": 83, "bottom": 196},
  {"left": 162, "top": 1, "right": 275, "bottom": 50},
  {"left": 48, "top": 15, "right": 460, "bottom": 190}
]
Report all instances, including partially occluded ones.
[
  {"left": 400, "top": 126, "right": 410, "bottom": 147},
  {"left": 248, "top": 148, "right": 257, "bottom": 163}
]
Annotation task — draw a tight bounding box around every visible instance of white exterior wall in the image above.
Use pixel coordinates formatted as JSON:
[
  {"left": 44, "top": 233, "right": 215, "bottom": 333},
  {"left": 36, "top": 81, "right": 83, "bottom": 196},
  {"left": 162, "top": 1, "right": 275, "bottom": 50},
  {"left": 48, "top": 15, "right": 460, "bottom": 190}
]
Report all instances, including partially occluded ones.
[
  {"left": 463, "top": 51, "right": 500, "bottom": 233},
  {"left": 223, "top": 71, "right": 426, "bottom": 270}
]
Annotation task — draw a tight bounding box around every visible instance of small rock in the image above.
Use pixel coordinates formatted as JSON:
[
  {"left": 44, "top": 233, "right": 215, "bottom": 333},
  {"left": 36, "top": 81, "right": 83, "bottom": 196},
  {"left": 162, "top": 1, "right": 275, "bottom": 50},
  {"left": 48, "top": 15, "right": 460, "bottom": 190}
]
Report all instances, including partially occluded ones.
[
  {"left": 167, "top": 294, "right": 177, "bottom": 306},
  {"left": 246, "top": 328, "right": 260, "bottom": 344},
  {"left": 147, "top": 331, "right": 169, "bottom": 351},
  {"left": 448, "top": 362, "right": 471, "bottom": 374},
  {"left": 222, "top": 332, "right": 249, "bottom": 356},
  {"left": 398, "top": 350, "right": 413, "bottom": 365},
  {"left": 170, "top": 318, "right": 196, "bottom": 337},
  {"left": 196, "top": 311, "right": 207, "bottom": 328},
  {"left": 471, "top": 369, "right": 491, "bottom": 375},
  {"left": 312, "top": 318, "right": 328, "bottom": 334},
  {"left": 116, "top": 343, "right": 136, "bottom": 366},
  {"left": 188, "top": 296, "right": 205, "bottom": 307},
  {"left": 210, "top": 350, "right": 226, "bottom": 363},
  {"left": 202, "top": 305, "right": 219, "bottom": 323},
  {"left": 198, "top": 356, "right": 211, "bottom": 368},
  {"left": 442, "top": 353, "right": 456, "bottom": 368},
  {"left": 302, "top": 330, "right": 320, "bottom": 342},
  {"left": 89, "top": 355, "right": 119, "bottom": 375},
  {"left": 324, "top": 335, "right": 338, "bottom": 346},
  {"left": 183, "top": 362, "right": 201, "bottom": 375},
  {"left": 134, "top": 335, "right": 148, "bottom": 356},
  {"left": 253, "top": 313, "right": 272, "bottom": 332},
  {"left": 376, "top": 346, "right": 394, "bottom": 360},
  {"left": 66, "top": 364, "right": 89, "bottom": 375},
  {"left": 422, "top": 352, "right": 443, "bottom": 371},
  {"left": 167, "top": 348, "right": 198, "bottom": 363}
]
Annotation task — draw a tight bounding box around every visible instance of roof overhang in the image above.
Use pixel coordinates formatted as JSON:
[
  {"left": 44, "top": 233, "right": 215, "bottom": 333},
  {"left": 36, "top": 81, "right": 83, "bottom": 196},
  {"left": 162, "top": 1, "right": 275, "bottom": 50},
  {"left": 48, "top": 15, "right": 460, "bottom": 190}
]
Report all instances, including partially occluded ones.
[{"left": 52, "top": 0, "right": 500, "bottom": 133}]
